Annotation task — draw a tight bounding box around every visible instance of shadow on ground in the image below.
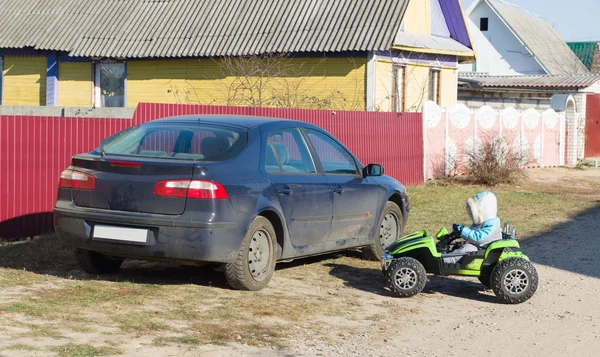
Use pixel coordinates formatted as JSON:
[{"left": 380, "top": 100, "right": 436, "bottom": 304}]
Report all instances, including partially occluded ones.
[
  {"left": 520, "top": 204, "right": 600, "bottom": 279},
  {"left": 326, "top": 262, "right": 497, "bottom": 303},
  {"left": 0, "top": 235, "right": 230, "bottom": 289}
]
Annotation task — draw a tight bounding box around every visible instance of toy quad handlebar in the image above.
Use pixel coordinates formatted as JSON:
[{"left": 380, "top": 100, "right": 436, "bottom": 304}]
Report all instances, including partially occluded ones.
[{"left": 435, "top": 227, "right": 462, "bottom": 251}]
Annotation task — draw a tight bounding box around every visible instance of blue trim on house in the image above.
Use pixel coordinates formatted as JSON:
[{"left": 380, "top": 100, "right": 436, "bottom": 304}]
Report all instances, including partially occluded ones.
[
  {"left": 0, "top": 55, "right": 4, "bottom": 105},
  {"left": 123, "top": 61, "right": 127, "bottom": 108},
  {"left": 0, "top": 48, "right": 49, "bottom": 57},
  {"left": 59, "top": 56, "right": 92, "bottom": 63},
  {"left": 46, "top": 53, "right": 58, "bottom": 106}
]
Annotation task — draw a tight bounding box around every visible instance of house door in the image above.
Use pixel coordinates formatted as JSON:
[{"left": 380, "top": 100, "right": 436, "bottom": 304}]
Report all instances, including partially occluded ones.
[{"left": 585, "top": 94, "right": 600, "bottom": 158}]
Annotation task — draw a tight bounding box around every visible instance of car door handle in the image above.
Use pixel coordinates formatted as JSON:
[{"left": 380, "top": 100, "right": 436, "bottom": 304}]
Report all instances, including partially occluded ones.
[
  {"left": 278, "top": 187, "right": 294, "bottom": 195},
  {"left": 332, "top": 186, "right": 344, "bottom": 194}
]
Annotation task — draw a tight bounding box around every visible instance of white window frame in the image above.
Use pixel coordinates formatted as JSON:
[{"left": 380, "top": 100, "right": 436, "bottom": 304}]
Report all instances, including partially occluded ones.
[
  {"left": 93, "top": 61, "right": 127, "bottom": 108},
  {"left": 392, "top": 64, "right": 406, "bottom": 112},
  {"left": 429, "top": 68, "right": 441, "bottom": 104}
]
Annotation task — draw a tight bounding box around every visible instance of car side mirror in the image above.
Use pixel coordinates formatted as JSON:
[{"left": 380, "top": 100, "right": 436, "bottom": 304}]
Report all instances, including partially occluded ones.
[{"left": 364, "top": 164, "right": 384, "bottom": 177}]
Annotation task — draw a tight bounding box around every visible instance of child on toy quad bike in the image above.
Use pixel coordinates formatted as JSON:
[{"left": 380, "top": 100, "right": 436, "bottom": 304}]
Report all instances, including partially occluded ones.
[{"left": 443, "top": 192, "right": 502, "bottom": 264}]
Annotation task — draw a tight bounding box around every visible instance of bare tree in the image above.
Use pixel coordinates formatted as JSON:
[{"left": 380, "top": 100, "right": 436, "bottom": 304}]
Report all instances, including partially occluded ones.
[{"left": 170, "top": 53, "right": 363, "bottom": 111}]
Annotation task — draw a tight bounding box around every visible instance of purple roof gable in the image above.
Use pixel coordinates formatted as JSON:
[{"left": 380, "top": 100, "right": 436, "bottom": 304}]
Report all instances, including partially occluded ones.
[{"left": 438, "top": 0, "right": 472, "bottom": 48}]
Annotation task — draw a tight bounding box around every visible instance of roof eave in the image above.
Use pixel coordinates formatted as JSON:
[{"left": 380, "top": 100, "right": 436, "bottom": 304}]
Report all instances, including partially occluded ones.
[
  {"left": 483, "top": 0, "right": 551, "bottom": 74},
  {"left": 391, "top": 45, "right": 476, "bottom": 58}
]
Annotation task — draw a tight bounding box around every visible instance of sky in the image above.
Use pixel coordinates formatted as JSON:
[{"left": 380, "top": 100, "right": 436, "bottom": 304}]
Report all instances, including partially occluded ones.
[{"left": 460, "top": 0, "right": 600, "bottom": 42}]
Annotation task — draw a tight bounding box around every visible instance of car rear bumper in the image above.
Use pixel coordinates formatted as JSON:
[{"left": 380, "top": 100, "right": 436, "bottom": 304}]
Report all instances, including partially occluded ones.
[{"left": 53, "top": 203, "right": 245, "bottom": 264}]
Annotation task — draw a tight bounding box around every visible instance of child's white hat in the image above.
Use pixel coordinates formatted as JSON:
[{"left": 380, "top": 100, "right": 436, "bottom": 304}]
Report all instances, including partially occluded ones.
[{"left": 466, "top": 192, "right": 498, "bottom": 225}]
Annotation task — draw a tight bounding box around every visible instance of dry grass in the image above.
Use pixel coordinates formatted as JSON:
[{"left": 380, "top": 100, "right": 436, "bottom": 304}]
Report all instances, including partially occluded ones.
[
  {"left": 52, "top": 344, "right": 122, "bottom": 357},
  {"left": 405, "top": 183, "right": 595, "bottom": 237}
]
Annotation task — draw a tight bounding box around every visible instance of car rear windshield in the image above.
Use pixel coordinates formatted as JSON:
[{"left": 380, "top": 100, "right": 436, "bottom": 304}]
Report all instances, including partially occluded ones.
[{"left": 100, "top": 123, "right": 247, "bottom": 161}]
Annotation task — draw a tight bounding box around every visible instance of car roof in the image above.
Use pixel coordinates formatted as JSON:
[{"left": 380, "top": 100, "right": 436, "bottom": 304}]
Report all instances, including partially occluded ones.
[{"left": 150, "top": 114, "right": 316, "bottom": 130}]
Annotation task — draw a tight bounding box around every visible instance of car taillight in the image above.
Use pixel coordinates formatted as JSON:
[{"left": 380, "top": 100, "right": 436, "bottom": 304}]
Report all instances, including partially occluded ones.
[
  {"left": 59, "top": 170, "right": 96, "bottom": 190},
  {"left": 154, "top": 180, "right": 229, "bottom": 199}
]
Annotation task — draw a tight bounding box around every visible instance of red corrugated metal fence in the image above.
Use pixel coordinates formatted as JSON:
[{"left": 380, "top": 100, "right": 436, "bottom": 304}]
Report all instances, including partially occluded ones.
[
  {"left": 0, "top": 116, "right": 131, "bottom": 239},
  {"left": 0, "top": 104, "right": 423, "bottom": 239},
  {"left": 132, "top": 103, "right": 424, "bottom": 186}
]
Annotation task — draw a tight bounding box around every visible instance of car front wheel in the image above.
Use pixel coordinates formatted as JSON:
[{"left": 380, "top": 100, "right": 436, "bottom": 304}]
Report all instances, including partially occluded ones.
[
  {"left": 225, "top": 216, "right": 277, "bottom": 291},
  {"left": 366, "top": 201, "right": 404, "bottom": 260}
]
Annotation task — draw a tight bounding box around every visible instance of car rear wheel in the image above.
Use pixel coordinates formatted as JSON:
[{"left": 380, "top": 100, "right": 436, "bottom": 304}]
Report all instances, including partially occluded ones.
[
  {"left": 75, "top": 250, "right": 123, "bottom": 274},
  {"left": 225, "top": 216, "right": 277, "bottom": 291},
  {"left": 365, "top": 201, "right": 403, "bottom": 261}
]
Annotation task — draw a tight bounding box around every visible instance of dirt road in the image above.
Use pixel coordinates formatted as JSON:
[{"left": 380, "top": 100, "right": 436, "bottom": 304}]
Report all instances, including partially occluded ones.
[{"left": 1, "top": 168, "right": 599, "bottom": 357}]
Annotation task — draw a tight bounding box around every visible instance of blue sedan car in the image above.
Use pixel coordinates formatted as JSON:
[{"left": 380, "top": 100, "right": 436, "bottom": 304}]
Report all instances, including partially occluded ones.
[{"left": 54, "top": 115, "right": 409, "bottom": 290}]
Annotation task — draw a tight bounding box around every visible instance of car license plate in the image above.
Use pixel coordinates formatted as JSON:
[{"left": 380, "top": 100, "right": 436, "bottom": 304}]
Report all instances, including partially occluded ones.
[{"left": 93, "top": 225, "right": 148, "bottom": 244}]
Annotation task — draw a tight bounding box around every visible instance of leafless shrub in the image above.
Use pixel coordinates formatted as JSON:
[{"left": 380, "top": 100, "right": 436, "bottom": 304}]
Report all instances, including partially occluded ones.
[{"left": 464, "top": 136, "right": 526, "bottom": 186}]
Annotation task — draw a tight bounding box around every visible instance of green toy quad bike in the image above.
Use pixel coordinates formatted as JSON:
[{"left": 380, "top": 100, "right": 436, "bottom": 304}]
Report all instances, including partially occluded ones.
[{"left": 381, "top": 224, "right": 538, "bottom": 304}]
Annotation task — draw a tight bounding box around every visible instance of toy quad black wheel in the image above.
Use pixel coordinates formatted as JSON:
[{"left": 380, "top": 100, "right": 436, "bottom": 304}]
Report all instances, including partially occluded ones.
[
  {"left": 478, "top": 275, "right": 491, "bottom": 289},
  {"left": 491, "top": 258, "right": 538, "bottom": 304},
  {"left": 386, "top": 257, "right": 427, "bottom": 297},
  {"left": 478, "top": 266, "right": 494, "bottom": 288}
]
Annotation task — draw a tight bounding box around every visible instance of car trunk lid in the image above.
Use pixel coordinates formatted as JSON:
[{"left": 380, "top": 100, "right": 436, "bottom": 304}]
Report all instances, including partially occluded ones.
[{"left": 70, "top": 154, "right": 194, "bottom": 215}]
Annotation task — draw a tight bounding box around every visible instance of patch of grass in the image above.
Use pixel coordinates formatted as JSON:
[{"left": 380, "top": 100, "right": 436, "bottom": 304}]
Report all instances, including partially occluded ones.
[
  {"left": 153, "top": 335, "right": 201, "bottom": 347},
  {"left": 9, "top": 321, "right": 65, "bottom": 339},
  {"left": 0, "top": 280, "right": 166, "bottom": 319},
  {"left": 1, "top": 301, "right": 52, "bottom": 317},
  {"left": 52, "top": 344, "right": 121, "bottom": 357},
  {"left": 406, "top": 185, "right": 593, "bottom": 237},
  {"left": 112, "top": 312, "right": 168, "bottom": 332},
  {"left": 3, "top": 343, "right": 39, "bottom": 351},
  {"left": 0, "top": 267, "right": 55, "bottom": 287},
  {"left": 193, "top": 322, "right": 283, "bottom": 347}
]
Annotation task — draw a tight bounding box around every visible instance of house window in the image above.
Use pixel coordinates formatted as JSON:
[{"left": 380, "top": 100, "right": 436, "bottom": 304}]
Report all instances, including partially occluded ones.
[
  {"left": 94, "top": 62, "right": 126, "bottom": 107},
  {"left": 428, "top": 69, "right": 441, "bottom": 104},
  {"left": 392, "top": 65, "right": 406, "bottom": 112},
  {"left": 480, "top": 18, "right": 489, "bottom": 31}
]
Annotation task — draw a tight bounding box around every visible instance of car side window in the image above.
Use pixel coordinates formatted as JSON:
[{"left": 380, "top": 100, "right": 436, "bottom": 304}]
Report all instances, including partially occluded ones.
[
  {"left": 304, "top": 129, "right": 359, "bottom": 175},
  {"left": 264, "top": 142, "right": 282, "bottom": 173},
  {"left": 266, "top": 129, "right": 316, "bottom": 174}
]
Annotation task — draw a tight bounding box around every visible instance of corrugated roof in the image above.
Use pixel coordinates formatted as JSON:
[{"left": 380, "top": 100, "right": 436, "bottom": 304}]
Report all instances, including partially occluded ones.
[
  {"left": 568, "top": 42, "right": 600, "bottom": 71},
  {"left": 394, "top": 32, "right": 474, "bottom": 54},
  {"left": 0, "top": 0, "right": 409, "bottom": 58},
  {"left": 487, "top": 0, "right": 590, "bottom": 75},
  {"left": 458, "top": 73, "right": 600, "bottom": 89}
]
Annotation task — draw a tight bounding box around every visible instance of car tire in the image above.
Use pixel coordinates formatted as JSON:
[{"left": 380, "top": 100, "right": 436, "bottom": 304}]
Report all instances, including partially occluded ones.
[
  {"left": 365, "top": 201, "right": 404, "bottom": 261},
  {"left": 386, "top": 257, "right": 427, "bottom": 297},
  {"left": 225, "top": 216, "right": 277, "bottom": 291},
  {"left": 75, "top": 250, "right": 123, "bottom": 274},
  {"left": 491, "top": 258, "right": 538, "bottom": 304}
]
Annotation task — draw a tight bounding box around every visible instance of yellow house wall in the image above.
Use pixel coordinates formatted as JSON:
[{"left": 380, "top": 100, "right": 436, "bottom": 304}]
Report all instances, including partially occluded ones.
[
  {"left": 402, "top": 0, "right": 431, "bottom": 35},
  {"left": 374, "top": 60, "right": 393, "bottom": 112},
  {"left": 58, "top": 61, "right": 92, "bottom": 107},
  {"left": 126, "top": 57, "right": 366, "bottom": 110},
  {"left": 2, "top": 56, "right": 46, "bottom": 106},
  {"left": 404, "top": 64, "right": 431, "bottom": 112},
  {"left": 440, "top": 68, "right": 457, "bottom": 108}
]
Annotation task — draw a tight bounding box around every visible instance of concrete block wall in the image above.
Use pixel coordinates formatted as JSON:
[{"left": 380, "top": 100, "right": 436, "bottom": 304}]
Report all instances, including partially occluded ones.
[
  {"left": 457, "top": 90, "right": 553, "bottom": 111},
  {"left": 422, "top": 101, "right": 564, "bottom": 179},
  {"left": 0, "top": 105, "right": 134, "bottom": 118}
]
